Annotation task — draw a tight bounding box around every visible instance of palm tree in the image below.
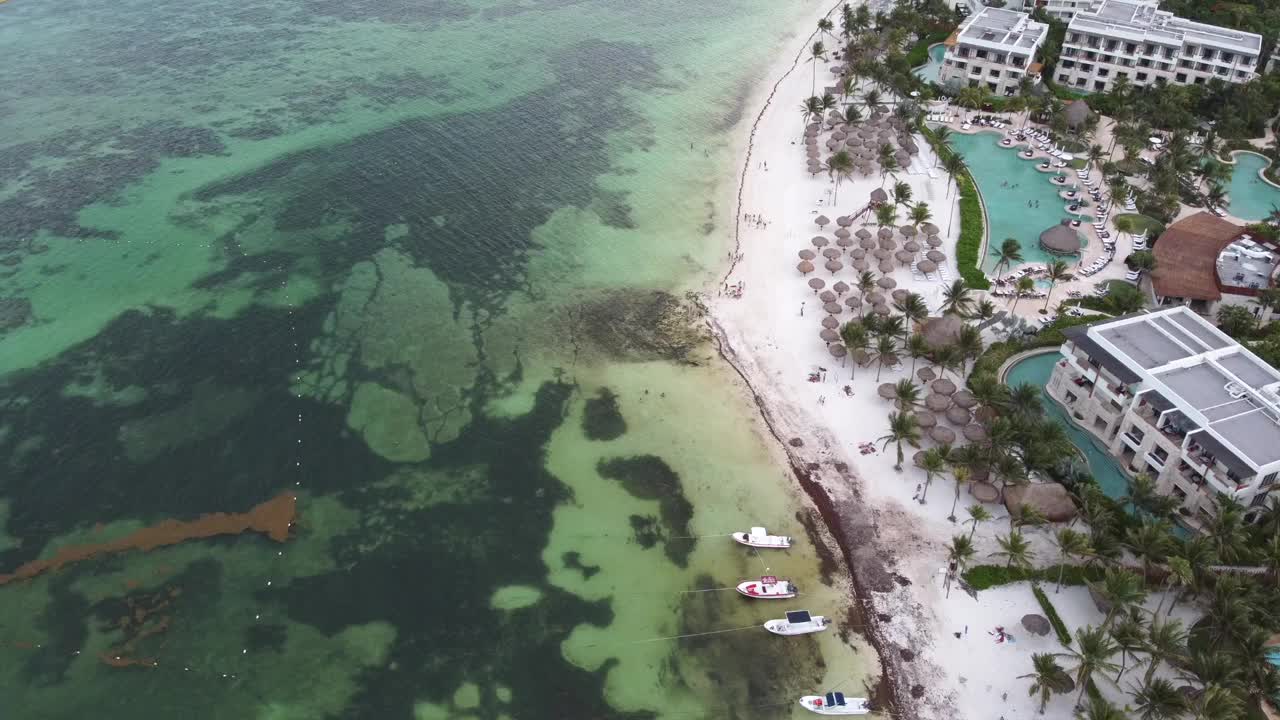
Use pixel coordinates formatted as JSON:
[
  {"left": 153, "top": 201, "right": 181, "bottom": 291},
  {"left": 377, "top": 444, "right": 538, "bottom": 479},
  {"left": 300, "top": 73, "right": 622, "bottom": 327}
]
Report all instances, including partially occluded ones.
[
  {"left": 992, "top": 530, "right": 1034, "bottom": 570},
  {"left": 940, "top": 279, "right": 974, "bottom": 317},
  {"left": 1154, "top": 555, "right": 1193, "bottom": 619},
  {"left": 1142, "top": 616, "right": 1188, "bottom": 687},
  {"left": 909, "top": 201, "right": 931, "bottom": 228},
  {"left": 945, "top": 533, "right": 976, "bottom": 597},
  {"left": 894, "top": 378, "right": 921, "bottom": 412},
  {"left": 800, "top": 95, "right": 823, "bottom": 129},
  {"left": 892, "top": 180, "right": 913, "bottom": 208},
  {"left": 837, "top": 75, "right": 857, "bottom": 105},
  {"left": 1130, "top": 250, "right": 1156, "bottom": 274},
  {"left": 1114, "top": 215, "right": 1135, "bottom": 246},
  {"left": 1018, "top": 652, "right": 1073, "bottom": 714},
  {"left": 932, "top": 125, "right": 953, "bottom": 155},
  {"left": 1185, "top": 684, "right": 1243, "bottom": 720},
  {"left": 817, "top": 17, "right": 834, "bottom": 42},
  {"left": 1061, "top": 625, "right": 1121, "bottom": 706},
  {"left": 897, "top": 292, "right": 928, "bottom": 341},
  {"left": 973, "top": 298, "right": 996, "bottom": 324},
  {"left": 1206, "top": 501, "right": 1249, "bottom": 565},
  {"left": 841, "top": 321, "right": 869, "bottom": 377},
  {"left": 808, "top": 41, "right": 828, "bottom": 96},
  {"left": 956, "top": 86, "right": 985, "bottom": 120},
  {"left": 873, "top": 334, "right": 897, "bottom": 381},
  {"left": 1124, "top": 519, "right": 1172, "bottom": 580},
  {"left": 1043, "top": 260, "right": 1073, "bottom": 312},
  {"left": 856, "top": 270, "right": 877, "bottom": 306},
  {"left": 878, "top": 411, "right": 921, "bottom": 470},
  {"left": 819, "top": 91, "right": 838, "bottom": 115},
  {"left": 1110, "top": 611, "right": 1149, "bottom": 682},
  {"left": 1052, "top": 528, "right": 1091, "bottom": 593},
  {"left": 906, "top": 332, "right": 930, "bottom": 374},
  {"left": 1011, "top": 276, "right": 1036, "bottom": 313},
  {"left": 991, "top": 237, "right": 1023, "bottom": 279},
  {"left": 843, "top": 104, "right": 863, "bottom": 124},
  {"left": 938, "top": 462, "right": 969, "bottom": 522},
  {"left": 965, "top": 503, "right": 991, "bottom": 541},
  {"left": 919, "top": 447, "right": 946, "bottom": 503},
  {"left": 875, "top": 202, "right": 897, "bottom": 231},
  {"left": 1092, "top": 567, "right": 1148, "bottom": 629},
  {"left": 1087, "top": 144, "right": 1105, "bottom": 177},
  {"left": 827, "top": 150, "right": 856, "bottom": 203},
  {"left": 863, "top": 87, "right": 882, "bottom": 111},
  {"left": 878, "top": 146, "right": 899, "bottom": 187},
  {"left": 955, "top": 323, "right": 983, "bottom": 374},
  {"left": 1080, "top": 696, "right": 1128, "bottom": 720},
  {"left": 942, "top": 152, "right": 966, "bottom": 199},
  {"left": 1131, "top": 677, "right": 1187, "bottom": 720}
]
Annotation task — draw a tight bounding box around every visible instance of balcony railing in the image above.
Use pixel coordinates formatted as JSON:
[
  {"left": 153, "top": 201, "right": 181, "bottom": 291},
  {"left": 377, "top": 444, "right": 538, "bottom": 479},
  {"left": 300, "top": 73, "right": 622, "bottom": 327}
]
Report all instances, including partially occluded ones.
[
  {"left": 1145, "top": 451, "right": 1168, "bottom": 471},
  {"left": 1122, "top": 432, "right": 1145, "bottom": 449}
]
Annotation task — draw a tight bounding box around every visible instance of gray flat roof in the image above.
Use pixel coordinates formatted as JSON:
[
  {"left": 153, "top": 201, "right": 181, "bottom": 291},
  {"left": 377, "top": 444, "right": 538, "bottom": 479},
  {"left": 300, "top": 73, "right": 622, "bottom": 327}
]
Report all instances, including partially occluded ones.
[
  {"left": 1098, "top": 323, "right": 1192, "bottom": 369},
  {"left": 1158, "top": 364, "right": 1238, "bottom": 411},
  {"left": 1168, "top": 311, "right": 1229, "bottom": 350},
  {"left": 1219, "top": 351, "right": 1280, "bottom": 388},
  {"left": 1209, "top": 412, "right": 1280, "bottom": 467}
]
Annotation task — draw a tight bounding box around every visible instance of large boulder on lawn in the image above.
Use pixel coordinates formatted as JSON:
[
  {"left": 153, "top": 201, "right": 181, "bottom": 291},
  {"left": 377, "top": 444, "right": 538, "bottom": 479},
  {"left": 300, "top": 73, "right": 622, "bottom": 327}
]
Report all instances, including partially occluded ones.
[{"left": 1004, "top": 483, "right": 1077, "bottom": 523}]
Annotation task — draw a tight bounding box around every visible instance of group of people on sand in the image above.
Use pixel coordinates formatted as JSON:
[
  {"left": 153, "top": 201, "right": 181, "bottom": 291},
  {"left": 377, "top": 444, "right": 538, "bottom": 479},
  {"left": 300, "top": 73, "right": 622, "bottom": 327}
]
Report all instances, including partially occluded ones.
[{"left": 742, "top": 212, "right": 770, "bottom": 229}]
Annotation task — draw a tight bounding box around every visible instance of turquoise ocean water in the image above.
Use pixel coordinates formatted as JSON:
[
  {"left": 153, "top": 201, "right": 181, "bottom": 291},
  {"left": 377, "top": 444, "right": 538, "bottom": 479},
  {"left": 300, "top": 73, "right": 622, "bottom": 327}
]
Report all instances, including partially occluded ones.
[{"left": 0, "top": 0, "right": 874, "bottom": 717}]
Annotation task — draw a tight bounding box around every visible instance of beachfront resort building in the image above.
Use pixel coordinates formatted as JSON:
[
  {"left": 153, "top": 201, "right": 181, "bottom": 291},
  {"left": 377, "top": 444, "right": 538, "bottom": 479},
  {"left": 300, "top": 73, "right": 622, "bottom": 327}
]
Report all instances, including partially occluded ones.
[
  {"left": 1045, "top": 307, "right": 1280, "bottom": 528},
  {"left": 1151, "top": 212, "right": 1279, "bottom": 323},
  {"left": 937, "top": 7, "right": 1049, "bottom": 96},
  {"left": 1053, "top": 0, "right": 1262, "bottom": 93}
]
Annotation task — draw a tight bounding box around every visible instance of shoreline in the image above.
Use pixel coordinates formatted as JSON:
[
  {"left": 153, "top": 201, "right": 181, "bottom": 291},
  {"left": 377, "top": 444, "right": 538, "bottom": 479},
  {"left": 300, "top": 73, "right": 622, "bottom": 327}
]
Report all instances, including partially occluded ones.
[{"left": 707, "top": 2, "right": 922, "bottom": 713}]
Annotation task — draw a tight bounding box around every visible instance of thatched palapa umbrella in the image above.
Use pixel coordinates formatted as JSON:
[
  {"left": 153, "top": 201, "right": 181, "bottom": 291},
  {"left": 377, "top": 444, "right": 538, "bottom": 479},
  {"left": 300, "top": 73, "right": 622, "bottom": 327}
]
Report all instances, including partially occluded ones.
[
  {"left": 833, "top": 281, "right": 850, "bottom": 295},
  {"left": 823, "top": 248, "right": 841, "bottom": 260},
  {"left": 829, "top": 344, "right": 848, "bottom": 363},
  {"left": 915, "top": 411, "right": 937, "bottom": 428},
  {"left": 837, "top": 215, "right": 853, "bottom": 227},
  {"left": 876, "top": 275, "right": 896, "bottom": 290},
  {"left": 834, "top": 228, "right": 852, "bottom": 240},
  {"left": 963, "top": 423, "right": 988, "bottom": 442},
  {"left": 946, "top": 406, "right": 972, "bottom": 425},
  {"left": 930, "top": 426, "right": 956, "bottom": 444},
  {"left": 798, "top": 249, "right": 816, "bottom": 260},
  {"left": 849, "top": 248, "right": 866, "bottom": 259},
  {"left": 877, "top": 383, "right": 897, "bottom": 400},
  {"left": 952, "top": 390, "right": 977, "bottom": 409},
  {"left": 921, "top": 315, "right": 963, "bottom": 350},
  {"left": 926, "top": 235, "right": 944, "bottom": 248},
  {"left": 891, "top": 288, "right": 909, "bottom": 303},
  {"left": 812, "top": 235, "right": 829, "bottom": 248},
  {"left": 823, "top": 302, "right": 843, "bottom": 314},
  {"left": 899, "top": 225, "right": 917, "bottom": 238},
  {"left": 822, "top": 315, "right": 840, "bottom": 329},
  {"left": 971, "top": 482, "right": 1000, "bottom": 503},
  {"left": 855, "top": 228, "right": 872, "bottom": 240},
  {"left": 798, "top": 261, "right": 815, "bottom": 274},
  {"left": 807, "top": 277, "right": 825, "bottom": 291},
  {"left": 927, "top": 249, "right": 946, "bottom": 263},
  {"left": 903, "top": 240, "right": 921, "bottom": 253},
  {"left": 825, "top": 259, "right": 843, "bottom": 274},
  {"left": 877, "top": 227, "right": 893, "bottom": 241},
  {"left": 815, "top": 215, "right": 830, "bottom": 228},
  {"left": 836, "top": 237, "right": 854, "bottom": 250},
  {"left": 878, "top": 260, "right": 894, "bottom": 274},
  {"left": 879, "top": 236, "right": 896, "bottom": 251},
  {"left": 932, "top": 378, "right": 957, "bottom": 395},
  {"left": 859, "top": 237, "right": 877, "bottom": 251},
  {"left": 852, "top": 258, "right": 870, "bottom": 271},
  {"left": 917, "top": 367, "right": 936, "bottom": 383},
  {"left": 820, "top": 328, "right": 840, "bottom": 343},
  {"left": 866, "top": 291, "right": 885, "bottom": 305},
  {"left": 895, "top": 250, "right": 913, "bottom": 264},
  {"left": 872, "top": 248, "right": 891, "bottom": 261},
  {"left": 819, "top": 290, "right": 837, "bottom": 303},
  {"left": 916, "top": 259, "right": 937, "bottom": 273},
  {"left": 921, "top": 223, "right": 940, "bottom": 236},
  {"left": 870, "top": 188, "right": 888, "bottom": 204},
  {"left": 925, "top": 393, "right": 950, "bottom": 412},
  {"left": 872, "top": 304, "right": 891, "bottom": 316}
]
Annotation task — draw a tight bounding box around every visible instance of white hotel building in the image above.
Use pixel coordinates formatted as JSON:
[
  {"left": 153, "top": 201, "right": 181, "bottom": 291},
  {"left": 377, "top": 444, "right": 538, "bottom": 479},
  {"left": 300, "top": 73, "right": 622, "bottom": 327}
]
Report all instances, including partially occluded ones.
[
  {"left": 1045, "top": 307, "right": 1280, "bottom": 527},
  {"left": 1052, "top": 0, "right": 1261, "bottom": 93},
  {"left": 937, "top": 8, "right": 1049, "bottom": 96}
]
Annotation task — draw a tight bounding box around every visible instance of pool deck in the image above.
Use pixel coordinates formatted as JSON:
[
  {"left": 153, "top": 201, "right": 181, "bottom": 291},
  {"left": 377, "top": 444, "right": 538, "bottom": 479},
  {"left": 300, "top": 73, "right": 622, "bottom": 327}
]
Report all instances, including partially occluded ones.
[{"left": 928, "top": 104, "right": 1136, "bottom": 320}]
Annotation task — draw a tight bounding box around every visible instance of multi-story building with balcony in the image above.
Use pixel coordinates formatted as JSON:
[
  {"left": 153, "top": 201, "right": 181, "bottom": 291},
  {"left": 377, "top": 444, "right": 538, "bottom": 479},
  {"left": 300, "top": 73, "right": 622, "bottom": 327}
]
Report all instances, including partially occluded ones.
[
  {"left": 1053, "top": 0, "right": 1261, "bottom": 93},
  {"left": 1045, "top": 307, "right": 1280, "bottom": 529},
  {"left": 937, "top": 7, "right": 1049, "bottom": 96}
]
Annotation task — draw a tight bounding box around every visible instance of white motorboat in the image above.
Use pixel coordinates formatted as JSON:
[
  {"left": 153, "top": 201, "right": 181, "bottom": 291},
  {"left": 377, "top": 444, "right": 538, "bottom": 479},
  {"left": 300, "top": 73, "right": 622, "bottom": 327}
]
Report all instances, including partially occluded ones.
[
  {"left": 799, "top": 692, "right": 871, "bottom": 715},
  {"left": 732, "top": 526, "right": 792, "bottom": 549},
  {"left": 765, "top": 610, "right": 829, "bottom": 636},
  {"left": 736, "top": 575, "right": 796, "bottom": 599}
]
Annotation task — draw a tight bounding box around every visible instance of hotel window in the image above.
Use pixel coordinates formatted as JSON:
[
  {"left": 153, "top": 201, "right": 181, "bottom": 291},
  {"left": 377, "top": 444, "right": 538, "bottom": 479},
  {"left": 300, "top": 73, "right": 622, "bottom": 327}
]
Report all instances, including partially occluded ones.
[
  {"left": 1221, "top": 52, "right": 1233, "bottom": 63},
  {"left": 990, "top": 68, "right": 1001, "bottom": 77},
  {"left": 1062, "top": 59, "right": 1075, "bottom": 68},
  {"left": 1175, "top": 72, "right": 1187, "bottom": 82},
  {"left": 976, "top": 49, "right": 988, "bottom": 59},
  {"left": 1094, "top": 80, "right": 1107, "bottom": 91},
  {"left": 1136, "top": 71, "right": 1148, "bottom": 81},
  {"left": 1125, "top": 43, "right": 1137, "bottom": 54},
  {"left": 1098, "top": 68, "right": 1109, "bottom": 77}
]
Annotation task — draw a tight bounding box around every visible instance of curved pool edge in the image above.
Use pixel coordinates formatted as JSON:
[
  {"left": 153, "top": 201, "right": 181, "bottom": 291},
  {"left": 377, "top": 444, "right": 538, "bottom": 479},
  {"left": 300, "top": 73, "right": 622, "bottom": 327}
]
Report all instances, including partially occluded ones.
[
  {"left": 997, "top": 346, "right": 1058, "bottom": 384},
  {"left": 1224, "top": 149, "right": 1280, "bottom": 191}
]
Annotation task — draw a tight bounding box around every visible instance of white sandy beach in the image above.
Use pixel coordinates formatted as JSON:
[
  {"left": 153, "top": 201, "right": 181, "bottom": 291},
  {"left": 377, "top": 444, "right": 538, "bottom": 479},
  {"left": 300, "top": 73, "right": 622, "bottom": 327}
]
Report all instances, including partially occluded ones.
[{"left": 708, "top": 7, "right": 1200, "bottom": 718}]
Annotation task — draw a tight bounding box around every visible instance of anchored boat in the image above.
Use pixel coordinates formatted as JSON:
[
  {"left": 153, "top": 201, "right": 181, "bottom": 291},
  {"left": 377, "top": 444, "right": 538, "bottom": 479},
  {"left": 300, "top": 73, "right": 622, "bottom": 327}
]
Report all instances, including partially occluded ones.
[
  {"left": 732, "top": 526, "right": 792, "bottom": 549},
  {"left": 764, "top": 610, "right": 828, "bottom": 636},
  {"left": 798, "top": 692, "right": 870, "bottom": 715},
  {"left": 735, "top": 575, "right": 796, "bottom": 599}
]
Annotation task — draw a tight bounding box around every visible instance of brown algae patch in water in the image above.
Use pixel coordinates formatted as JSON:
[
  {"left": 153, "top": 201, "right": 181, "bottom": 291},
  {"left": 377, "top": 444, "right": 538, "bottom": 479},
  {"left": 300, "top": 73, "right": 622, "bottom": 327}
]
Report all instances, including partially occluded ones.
[{"left": 0, "top": 494, "right": 297, "bottom": 586}]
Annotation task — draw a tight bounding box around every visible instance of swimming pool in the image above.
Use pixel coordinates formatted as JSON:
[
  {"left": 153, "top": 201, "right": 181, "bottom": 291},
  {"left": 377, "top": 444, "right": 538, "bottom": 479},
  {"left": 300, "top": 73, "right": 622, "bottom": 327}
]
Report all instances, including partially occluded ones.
[
  {"left": 913, "top": 44, "right": 946, "bottom": 85},
  {"left": 1004, "top": 352, "right": 1131, "bottom": 500},
  {"left": 1224, "top": 152, "right": 1280, "bottom": 222},
  {"left": 949, "top": 132, "right": 1088, "bottom": 271}
]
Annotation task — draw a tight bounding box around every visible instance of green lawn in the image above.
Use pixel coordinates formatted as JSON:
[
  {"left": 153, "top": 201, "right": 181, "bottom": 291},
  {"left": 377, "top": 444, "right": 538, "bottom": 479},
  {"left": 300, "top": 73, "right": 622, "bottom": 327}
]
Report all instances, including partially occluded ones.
[{"left": 1114, "top": 213, "right": 1164, "bottom": 237}]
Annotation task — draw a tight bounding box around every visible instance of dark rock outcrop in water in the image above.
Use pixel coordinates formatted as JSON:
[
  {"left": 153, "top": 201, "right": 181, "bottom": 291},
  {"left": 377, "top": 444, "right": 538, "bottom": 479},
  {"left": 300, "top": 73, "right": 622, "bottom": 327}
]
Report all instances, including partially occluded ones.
[
  {"left": 598, "top": 455, "right": 695, "bottom": 567},
  {"left": 582, "top": 388, "right": 626, "bottom": 440},
  {"left": 572, "top": 290, "right": 707, "bottom": 363}
]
